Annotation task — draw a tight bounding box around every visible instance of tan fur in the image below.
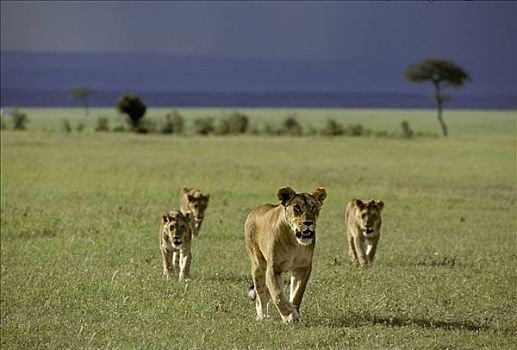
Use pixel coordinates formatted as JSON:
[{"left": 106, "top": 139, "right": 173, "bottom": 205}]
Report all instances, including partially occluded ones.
[
  {"left": 345, "top": 199, "right": 384, "bottom": 267},
  {"left": 244, "top": 186, "right": 327, "bottom": 323},
  {"left": 159, "top": 210, "right": 193, "bottom": 280},
  {"left": 179, "top": 187, "right": 210, "bottom": 238}
]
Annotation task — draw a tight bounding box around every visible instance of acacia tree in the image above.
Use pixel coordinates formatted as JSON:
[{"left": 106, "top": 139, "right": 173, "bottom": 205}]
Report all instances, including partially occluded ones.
[
  {"left": 116, "top": 94, "right": 147, "bottom": 131},
  {"left": 405, "top": 59, "right": 470, "bottom": 137},
  {"left": 69, "top": 87, "right": 95, "bottom": 116}
]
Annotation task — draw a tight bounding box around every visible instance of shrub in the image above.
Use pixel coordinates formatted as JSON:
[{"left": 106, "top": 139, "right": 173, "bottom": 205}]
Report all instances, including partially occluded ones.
[
  {"left": 281, "top": 115, "right": 303, "bottom": 136},
  {"left": 62, "top": 119, "right": 72, "bottom": 133},
  {"left": 344, "top": 124, "right": 370, "bottom": 137},
  {"left": 76, "top": 122, "right": 85, "bottom": 133},
  {"left": 12, "top": 110, "right": 28, "bottom": 130},
  {"left": 216, "top": 118, "right": 231, "bottom": 135},
  {"left": 193, "top": 117, "right": 215, "bottom": 135},
  {"left": 227, "top": 112, "right": 249, "bottom": 134},
  {"left": 322, "top": 119, "right": 344, "bottom": 136},
  {"left": 162, "top": 111, "right": 185, "bottom": 135},
  {"left": 95, "top": 117, "right": 110, "bottom": 132},
  {"left": 136, "top": 118, "right": 157, "bottom": 134},
  {"left": 400, "top": 120, "right": 414, "bottom": 138}
]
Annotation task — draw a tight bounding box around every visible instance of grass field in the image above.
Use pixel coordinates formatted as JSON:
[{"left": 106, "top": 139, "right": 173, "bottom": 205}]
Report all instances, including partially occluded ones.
[{"left": 1, "top": 108, "right": 516, "bottom": 349}]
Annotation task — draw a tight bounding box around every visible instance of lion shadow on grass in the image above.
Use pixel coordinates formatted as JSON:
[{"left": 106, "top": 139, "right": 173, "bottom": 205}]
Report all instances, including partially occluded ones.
[{"left": 310, "top": 311, "right": 512, "bottom": 334}]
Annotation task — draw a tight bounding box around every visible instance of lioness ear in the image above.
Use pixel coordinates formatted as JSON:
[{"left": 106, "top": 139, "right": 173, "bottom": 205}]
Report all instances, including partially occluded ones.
[
  {"left": 376, "top": 201, "right": 384, "bottom": 211},
  {"left": 277, "top": 186, "right": 296, "bottom": 206},
  {"left": 353, "top": 199, "right": 365, "bottom": 210},
  {"left": 311, "top": 187, "right": 327, "bottom": 204},
  {"left": 161, "top": 212, "right": 170, "bottom": 224}
]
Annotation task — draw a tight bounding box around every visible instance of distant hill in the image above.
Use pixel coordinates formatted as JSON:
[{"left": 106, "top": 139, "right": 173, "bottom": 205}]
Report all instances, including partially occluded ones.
[{"left": 1, "top": 51, "right": 516, "bottom": 109}]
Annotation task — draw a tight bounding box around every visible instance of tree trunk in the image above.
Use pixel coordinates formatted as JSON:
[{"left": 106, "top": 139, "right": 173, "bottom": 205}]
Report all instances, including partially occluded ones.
[{"left": 433, "top": 81, "right": 448, "bottom": 137}]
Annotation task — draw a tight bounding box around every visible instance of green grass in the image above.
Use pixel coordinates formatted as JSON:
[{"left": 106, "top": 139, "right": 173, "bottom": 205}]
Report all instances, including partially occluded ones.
[{"left": 1, "top": 108, "right": 516, "bottom": 349}]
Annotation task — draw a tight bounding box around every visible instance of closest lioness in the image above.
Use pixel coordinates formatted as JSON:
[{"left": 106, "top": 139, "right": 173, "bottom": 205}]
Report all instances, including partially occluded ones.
[
  {"left": 244, "top": 186, "right": 327, "bottom": 323},
  {"left": 345, "top": 199, "right": 384, "bottom": 267}
]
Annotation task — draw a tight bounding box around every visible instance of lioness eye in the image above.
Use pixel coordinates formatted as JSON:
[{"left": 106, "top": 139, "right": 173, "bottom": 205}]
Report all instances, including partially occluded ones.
[
  {"left": 170, "top": 225, "right": 175, "bottom": 230},
  {"left": 293, "top": 205, "right": 301, "bottom": 213}
]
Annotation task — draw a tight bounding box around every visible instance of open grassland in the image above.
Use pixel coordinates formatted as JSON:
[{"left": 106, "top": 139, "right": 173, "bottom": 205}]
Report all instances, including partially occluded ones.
[{"left": 1, "top": 108, "right": 516, "bottom": 349}]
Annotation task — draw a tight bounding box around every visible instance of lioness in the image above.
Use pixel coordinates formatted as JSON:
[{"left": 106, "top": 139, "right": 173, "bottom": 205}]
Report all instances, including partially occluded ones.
[
  {"left": 345, "top": 199, "right": 384, "bottom": 267},
  {"left": 160, "top": 210, "right": 193, "bottom": 280},
  {"left": 244, "top": 186, "right": 327, "bottom": 323},
  {"left": 179, "top": 188, "right": 210, "bottom": 238}
]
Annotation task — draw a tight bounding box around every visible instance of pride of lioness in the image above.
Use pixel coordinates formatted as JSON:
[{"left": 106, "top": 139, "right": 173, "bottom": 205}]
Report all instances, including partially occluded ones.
[
  {"left": 179, "top": 187, "right": 210, "bottom": 238},
  {"left": 345, "top": 199, "right": 384, "bottom": 267},
  {"left": 244, "top": 186, "right": 327, "bottom": 323}
]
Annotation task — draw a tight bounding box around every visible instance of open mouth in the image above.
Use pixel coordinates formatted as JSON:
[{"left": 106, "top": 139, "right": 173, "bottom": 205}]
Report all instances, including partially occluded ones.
[
  {"left": 295, "top": 230, "right": 314, "bottom": 242},
  {"left": 362, "top": 228, "right": 375, "bottom": 236},
  {"left": 172, "top": 239, "right": 182, "bottom": 247}
]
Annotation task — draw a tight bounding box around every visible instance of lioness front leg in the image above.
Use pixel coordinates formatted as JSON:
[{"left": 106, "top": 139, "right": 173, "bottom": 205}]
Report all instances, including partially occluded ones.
[
  {"left": 289, "top": 267, "right": 311, "bottom": 314},
  {"left": 347, "top": 233, "right": 359, "bottom": 265},
  {"left": 161, "top": 247, "right": 174, "bottom": 279},
  {"left": 353, "top": 237, "right": 370, "bottom": 267},
  {"left": 366, "top": 237, "right": 379, "bottom": 264},
  {"left": 179, "top": 250, "right": 191, "bottom": 280},
  {"left": 266, "top": 266, "right": 299, "bottom": 323}
]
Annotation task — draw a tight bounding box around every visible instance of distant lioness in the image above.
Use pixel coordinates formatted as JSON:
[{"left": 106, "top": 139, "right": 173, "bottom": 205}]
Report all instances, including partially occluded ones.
[
  {"left": 244, "top": 186, "right": 327, "bottom": 323},
  {"left": 160, "top": 210, "right": 193, "bottom": 280},
  {"left": 179, "top": 188, "right": 210, "bottom": 238},
  {"left": 345, "top": 199, "right": 384, "bottom": 267}
]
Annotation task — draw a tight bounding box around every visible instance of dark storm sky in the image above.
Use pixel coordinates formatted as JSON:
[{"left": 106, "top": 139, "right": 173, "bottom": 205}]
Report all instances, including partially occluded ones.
[{"left": 1, "top": 1, "right": 516, "bottom": 96}]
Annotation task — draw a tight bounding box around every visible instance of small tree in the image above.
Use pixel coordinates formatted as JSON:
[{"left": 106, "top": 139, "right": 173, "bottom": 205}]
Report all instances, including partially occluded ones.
[
  {"left": 69, "top": 87, "right": 95, "bottom": 116},
  {"left": 322, "top": 119, "right": 344, "bottom": 136},
  {"left": 405, "top": 59, "right": 470, "bottom": 137},
  {"left": 193, "top": 117, "right": 215, "bottom": 135},
  {"left": 281, "top": 115, "right": 303, "bottom": 136},
  {"left": 227, "top": 112, "right": 249, "bottom": 134},
  {"left": 116, "top": 94, "right": 147, "bottom": 131},
  {"left": 12, "top": 110, "right": 28, "bottom": 130},
  {"left": 162, "top": 111, "right": 184, "bottom": 135}
]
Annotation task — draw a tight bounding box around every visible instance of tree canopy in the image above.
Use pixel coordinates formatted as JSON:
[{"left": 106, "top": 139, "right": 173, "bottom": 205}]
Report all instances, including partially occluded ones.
[
  {"left": 405, "top": 59, "right": 471, "bottom": 137},
  {"left": 116, "top": 94, "right": 147, "bottom": 130}
]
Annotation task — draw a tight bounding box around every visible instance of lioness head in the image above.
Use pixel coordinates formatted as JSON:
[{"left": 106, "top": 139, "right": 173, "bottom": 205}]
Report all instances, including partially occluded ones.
[
  {"left": 352, "top": 199, "right": 384, "bottom": 238},
  {"left": 161, "top": 210, "right": 192, "bottom": 248},
  {"left": 277, "top": 186, "right": 327, "bottom": 246},
  {"left": 185, "top": 190, "right": 210, "bottom": 233}
]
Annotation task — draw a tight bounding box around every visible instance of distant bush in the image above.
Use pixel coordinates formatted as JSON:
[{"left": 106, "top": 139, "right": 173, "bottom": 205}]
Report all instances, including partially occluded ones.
[
  {"left": 227, "top": 112, "right": 249, "bottom": 134},
  {"left": 95, "top": 117, "right": 110, "bottom": 132},
  {"left": 322, "top": 119, "right": 344, "bottom": 136},
  {"left": 400, "top": 120, "right": 414, "bottom": 138},
  {"left": 76, "top": 122, "right": 85, "bottom": 133},
  {"left": 62, "top": 119, "right": 72, "bottom": 133},
  {"left": 162, "top": 111, "right": 185, "bottom": 135},
  {"left": 281, "top": 115, "right": 303, "bottom": 136},
  {"left": 12, "top": 110, "right": 28, "bottom": 130},
  {"left": 216, "top": 118, "right": 231, "bottom": 135},
  {"left": 136, "top": 118, "right": 157, "bottom": 134},
  {"left": 193, "top": 117, "right": 215, "bottom": 135},
  {"left": 344, "top": 124, "right": 370, "bottom": 137}
]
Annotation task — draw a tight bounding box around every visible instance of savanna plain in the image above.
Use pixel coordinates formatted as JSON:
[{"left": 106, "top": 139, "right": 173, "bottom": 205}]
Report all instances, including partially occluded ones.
[{"left": 1, "top": 108, "right": 516, "bottom": 349}]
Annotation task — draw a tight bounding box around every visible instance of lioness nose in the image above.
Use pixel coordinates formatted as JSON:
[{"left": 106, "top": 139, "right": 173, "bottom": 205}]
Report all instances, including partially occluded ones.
[{"left": 303, "top": 221, "right": 315, "bottom": 232}]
